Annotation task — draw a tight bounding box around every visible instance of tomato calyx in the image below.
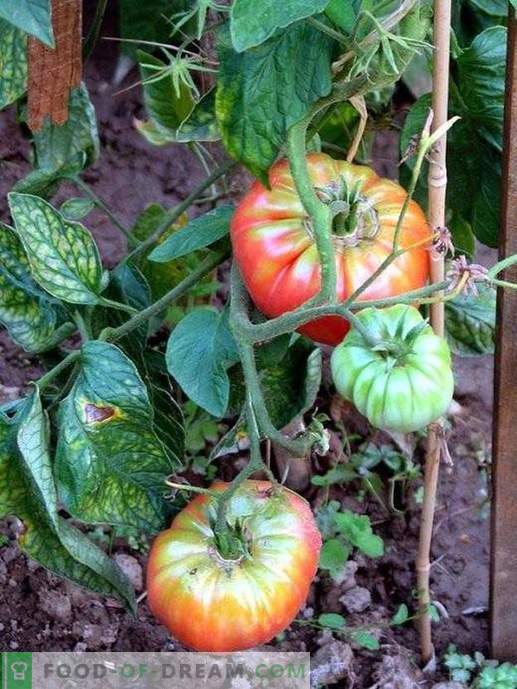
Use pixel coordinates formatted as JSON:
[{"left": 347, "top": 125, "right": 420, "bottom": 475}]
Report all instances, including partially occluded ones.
[
  {"left": 370, "top": 319, "right": 430, "bottom": 364},
  {"left": 211, "top": 517, "right": 252, "bottom": 564},
  {"left": 316, "top": 178, "right": 379, "bottom": 246}
]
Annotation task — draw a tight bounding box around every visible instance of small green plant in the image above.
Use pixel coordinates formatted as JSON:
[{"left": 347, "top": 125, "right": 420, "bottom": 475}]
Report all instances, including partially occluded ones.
[
  {"left": 444, "top": 646, "right": 517, "bottom": 688},
  {"left": 316, "top": 501, "right": 384, "bottom": 578}
]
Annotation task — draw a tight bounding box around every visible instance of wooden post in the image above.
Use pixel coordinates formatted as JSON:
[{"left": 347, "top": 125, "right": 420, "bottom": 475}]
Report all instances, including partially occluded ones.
[
  {"left": 27, "top": 0, "right": 82, "bottom": 132},
  {"left": 490, "top": 7, "right": 517, "bottom": 662}
]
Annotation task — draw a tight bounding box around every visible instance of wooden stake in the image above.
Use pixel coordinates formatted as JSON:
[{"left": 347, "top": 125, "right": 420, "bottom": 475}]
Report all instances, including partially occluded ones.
[
  {"left": 490, "top": 8, "right": 517, "bottom": 662},
  {"left": 416, "top": 0, "right": 452, "bottom": 663},
  {"left": 27, "top": 0, "right": 82, "bottom": 132}
]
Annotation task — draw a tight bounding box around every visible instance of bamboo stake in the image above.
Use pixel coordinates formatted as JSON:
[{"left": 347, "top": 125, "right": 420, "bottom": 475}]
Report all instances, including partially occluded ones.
[{"left": 416, "top": 0, "right": 452, "bottom": 664}]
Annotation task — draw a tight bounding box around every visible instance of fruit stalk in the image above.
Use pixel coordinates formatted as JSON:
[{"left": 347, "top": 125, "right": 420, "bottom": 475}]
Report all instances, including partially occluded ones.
[{"left": 417, "top": 0, "right": 452, "bottom": 664}]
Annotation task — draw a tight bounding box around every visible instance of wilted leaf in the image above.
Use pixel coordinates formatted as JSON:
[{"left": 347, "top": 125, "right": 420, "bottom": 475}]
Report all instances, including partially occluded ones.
[
  {"left": 55, "top": 341, "right": 174, "bottom": 532},
  {"left": 8, "top": 193, "right": 104, "bottom": 304}
]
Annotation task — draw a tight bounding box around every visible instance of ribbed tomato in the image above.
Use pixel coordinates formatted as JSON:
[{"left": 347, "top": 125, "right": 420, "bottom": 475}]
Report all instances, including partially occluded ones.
[
  {"left": 146, "top": 480, "right": 321, "bottom": 651},
  {"left": 331, "top": 304, "right": 454, "bottom": 432},
  {"left": 231, "top": 153, "right": 431, "bottom": 345}
]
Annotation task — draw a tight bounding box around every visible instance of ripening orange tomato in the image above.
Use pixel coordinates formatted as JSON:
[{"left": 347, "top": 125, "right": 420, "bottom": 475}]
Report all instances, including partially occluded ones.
[
  {"left": 231, "top": 153, "right": 431, "bottom": 345},
  {"left": 146, "top": 480, "right": 321, "bottom": 651}
]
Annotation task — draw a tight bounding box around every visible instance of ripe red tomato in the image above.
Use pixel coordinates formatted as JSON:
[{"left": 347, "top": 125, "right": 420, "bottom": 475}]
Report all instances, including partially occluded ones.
[
  {"left": 231, "top": 153, "right": 431, "bottom": 345},
  {"left": 146, "top": 480, "right": 321, "bottom": 651}
]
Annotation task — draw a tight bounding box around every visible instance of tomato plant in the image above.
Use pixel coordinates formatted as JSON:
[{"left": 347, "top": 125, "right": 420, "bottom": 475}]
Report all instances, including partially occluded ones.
[
  {"left": 147, "top": 480, "right": 321, "bottom": 651},
  {"left": 0, "top": 0, "right": 513, "bottom": 660}
]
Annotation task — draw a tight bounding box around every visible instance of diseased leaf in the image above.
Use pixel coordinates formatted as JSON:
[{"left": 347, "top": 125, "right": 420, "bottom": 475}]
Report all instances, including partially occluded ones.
[
  {"left": 15, "top": 84, "right": 99, "bottom": 196},
  {"left": 230, "top": 0, "right": 330, "bottom": 52},
  {"left": 149, "top": 205, "right": 233, "bottom": 262},
  {"left": 216, "top": 22, "right": 333, "bottom": 179},
  {"left": 0, "top": 18, "right": 27, "bottom": 109},
  {"left": 445, "top": 285, "right": 496, "bottom": 356},
  {"left": 0, "top": 391, "right": 135, "bottom": 610},
  {"left": 0, "top": 0, "right": 53, "bottom": 47},
  {"left": 8, "top": 193, "right": 104, "bottom": 305},
  {"left": 0, "top": 223, "right": 74, "bottom": 352},
  {"left": 55, "top": 341, "right": 175, "bottom": 532},
  {"left": 166, "top": 308, "right": 239, "bottom": 417}
]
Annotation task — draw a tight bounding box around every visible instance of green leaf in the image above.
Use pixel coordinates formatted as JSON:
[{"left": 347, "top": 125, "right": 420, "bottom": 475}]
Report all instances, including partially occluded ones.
[
  {"left": 318, "top": 612, "right": 347, "bottom": 630},
  {"left": 138, "top": 50, "right": 194, "bottom": 131},
  {"left": 311, "top": 463, "right": 358, "bottom": 486},
  {"left": 320, "top": 538, "right": 350, "bottom": 576},
  {"left": 0, "top": 0, "right": 53, "bottom": 47},
  {"left": 448, "top": 213, "right": 475, "bottom": 259},
  {"left": 166, "top": 308, "right": 239, "bottom": 417},
  {"left": 0, "top": 18, "right": 27, "bottom": 109},
  {"left": 55, "top": 341, "right": 174, "bottom": 532},
  {"left": 149, "top": 205, "right": 233, "bottom": 262},
  {"left": 216, "top": 22, "right": 333, "bottom": 179},
  {"left": 391, "top": 603, "right": 410, "bottom": 625},
  {"left": 176, "top": 89, "right": 220, "bottom": 143},
  {"left": 229, "top": 341, "right": 322, "bottom": 429},
  {"left": 468, "top": 0, "right": 508, "bottom": 19},
  {"left": 16, "top": 84, "right": 99, "bottom": 196},
  {"left": 119, "top": 0, "right": 175, "bottom": 56},
  {"left": 334, "top": 510, "right": 384, "bottom": 558},
  {"left": 457, "top": 26, "right": 506, "bottom": 151},
  {"left": 445, "top": 284, "right": 496, "bottom": 356},
  {"left": 260, "top": 345, "right": 322, "bottom": 429},
  {"left": 0, "top": 391, "right": 135, "bottom": 611},
  {"left": 325, "top": 0, "right": 360, "bottom": 33},
  {"left": 0, "top": 223, "right": 73, "bottom": 352},
  {"left": 350, "top": 631, "right": 380, "bottom": 650},
  {"left": 60, "top": 197, "right": 95, "bottom": 221},
  {"left": 8, "top": 192, "right": 104, "bottom": 305},
  {"left": 400, "top": 87, "right": 502, "bottom": 247},
  {"left": 230, "top": 0, "right": 330, "bottom": 52}
]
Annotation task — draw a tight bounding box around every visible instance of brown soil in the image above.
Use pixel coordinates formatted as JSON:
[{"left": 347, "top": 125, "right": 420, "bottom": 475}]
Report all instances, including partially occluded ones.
[{"left": 0, "top": 7, "right": 493, "bottom": 687}]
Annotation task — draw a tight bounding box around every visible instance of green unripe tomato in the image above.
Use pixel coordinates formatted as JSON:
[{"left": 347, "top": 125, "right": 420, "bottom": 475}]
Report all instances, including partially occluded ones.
[{"left": 331, "top": 304, "right": 454, "bottom": 433}]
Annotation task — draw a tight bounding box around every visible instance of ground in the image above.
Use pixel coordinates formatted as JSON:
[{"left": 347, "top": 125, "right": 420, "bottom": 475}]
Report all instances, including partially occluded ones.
[{"left": 0, "top": 18, "right": 494, "bottom": 689}]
